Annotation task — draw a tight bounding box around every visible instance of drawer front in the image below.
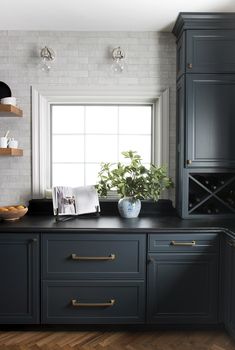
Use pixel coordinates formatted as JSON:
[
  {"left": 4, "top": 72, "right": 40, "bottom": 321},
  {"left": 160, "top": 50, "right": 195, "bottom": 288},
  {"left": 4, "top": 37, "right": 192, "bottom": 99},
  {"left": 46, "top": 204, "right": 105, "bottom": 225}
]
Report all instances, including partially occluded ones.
[
  {"left": 42, "top": 281, "right": 145, "bottom": 324},
  {"left": 42, "top": 234, "right": 145, "bottom": 279},
  {"left": 148, "top": 233, "right": 219, "bottom": 253}
]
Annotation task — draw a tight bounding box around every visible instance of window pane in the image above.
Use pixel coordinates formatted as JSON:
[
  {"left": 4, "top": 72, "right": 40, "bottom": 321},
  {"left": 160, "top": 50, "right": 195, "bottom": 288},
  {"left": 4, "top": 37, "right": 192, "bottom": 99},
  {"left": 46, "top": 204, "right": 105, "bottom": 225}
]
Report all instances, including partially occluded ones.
[
  {"left": 52, "top": 106, "right": 84, "bottom": 134},
  {"left": 85, "top": 163, "right": 102, "bottom": 186},
  {"left": 119, "top": 135, "right": 151, "bottom": 163},
  {"left": 51, "top": 104, "right": 153, "bottom": 188},
  {"left": 119, "top": 106, "right": 152, "bottom": 134},
  {"left": 86, "top": 106, "right": 118, "bottom": 134},
  {"left": 52, "top": 164, "right": 84, "bottom": 187},
  {"left": 52, "top": 135, "right": 84, "bottom": 162},
  {"left": 86, "top": 135, "right": 118, "bottom": 162}
]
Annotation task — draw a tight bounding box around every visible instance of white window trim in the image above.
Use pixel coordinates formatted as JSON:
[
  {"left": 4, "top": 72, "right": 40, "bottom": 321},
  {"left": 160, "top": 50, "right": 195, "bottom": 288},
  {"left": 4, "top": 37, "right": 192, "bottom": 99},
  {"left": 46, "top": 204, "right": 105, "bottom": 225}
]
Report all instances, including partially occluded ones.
[{"left": 31, "top": 87, "right": 170, "bottom": 198}]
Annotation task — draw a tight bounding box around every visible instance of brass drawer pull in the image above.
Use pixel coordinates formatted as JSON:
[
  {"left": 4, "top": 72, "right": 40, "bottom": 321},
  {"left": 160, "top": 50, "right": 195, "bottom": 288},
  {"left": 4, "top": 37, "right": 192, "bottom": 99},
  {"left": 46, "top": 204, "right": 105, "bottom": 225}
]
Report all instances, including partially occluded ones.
[
  {"left": 71, "top": 253, "right": 116, "bottom": 261},
  {"left": 171, "top": 240, "right": 196, "bottom": 247},
  {"left": 71, "top": 299, "right": 115, "bottom": 307}
]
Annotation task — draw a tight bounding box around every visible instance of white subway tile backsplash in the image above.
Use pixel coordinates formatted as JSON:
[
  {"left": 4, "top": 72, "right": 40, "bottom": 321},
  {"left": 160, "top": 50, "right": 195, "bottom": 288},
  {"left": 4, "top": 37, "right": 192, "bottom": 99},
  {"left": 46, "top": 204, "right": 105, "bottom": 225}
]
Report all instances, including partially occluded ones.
[{"left": 0, "top": 30, "right": 176, "bottom": 206}]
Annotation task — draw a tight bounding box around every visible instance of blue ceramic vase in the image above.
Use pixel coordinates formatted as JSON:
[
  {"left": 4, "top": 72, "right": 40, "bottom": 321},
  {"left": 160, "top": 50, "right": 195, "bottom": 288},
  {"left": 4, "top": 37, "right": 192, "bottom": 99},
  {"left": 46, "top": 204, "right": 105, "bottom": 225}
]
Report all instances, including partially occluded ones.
[{"left": 118, "top": 197, "right": 141, "bottom": 218}]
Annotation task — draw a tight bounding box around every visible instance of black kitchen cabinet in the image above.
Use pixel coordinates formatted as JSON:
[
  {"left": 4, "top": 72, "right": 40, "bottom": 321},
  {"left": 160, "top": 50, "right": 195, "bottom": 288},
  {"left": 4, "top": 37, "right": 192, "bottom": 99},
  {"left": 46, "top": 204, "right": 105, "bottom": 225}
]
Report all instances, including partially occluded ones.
[
  {"left": 223, "top": 237, "right": 235, "bottom": 338},
  {"left": 41, "top": 233, "right": 146, "bottom": 324},
  {"left": 176, "top": 29, "right": 235, "bottom": 79},
  {"left": 186, "top": 74, "right": 235, "bottom": 168},
  {"left": 42, "top": 280, "right": 145, "bottom": 324},
  {"left": 147, "top": 233, "right": 219, "bottom": 324},
  {"left": 0, "top": 224, "right": 231, "bottom": 329},
  {"left": 42, "top": 233, "right": 145, "bottom": 280},
  {"left": 0, "top": 234, "right": 39, "bottom": 324},
  {"left": 173, "top": 13, "right": 235, "bottom": 218},
  {"left": 186, "top": 30, "right": 235, "bottom": 74}
]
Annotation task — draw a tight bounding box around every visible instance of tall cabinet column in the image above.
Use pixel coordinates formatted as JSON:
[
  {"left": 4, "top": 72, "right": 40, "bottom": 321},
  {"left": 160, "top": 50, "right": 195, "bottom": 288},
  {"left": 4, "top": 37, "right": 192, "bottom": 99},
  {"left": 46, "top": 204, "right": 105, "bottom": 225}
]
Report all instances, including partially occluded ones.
[{"left": 173, "top": 13, "right": 235, "bottom": 218}]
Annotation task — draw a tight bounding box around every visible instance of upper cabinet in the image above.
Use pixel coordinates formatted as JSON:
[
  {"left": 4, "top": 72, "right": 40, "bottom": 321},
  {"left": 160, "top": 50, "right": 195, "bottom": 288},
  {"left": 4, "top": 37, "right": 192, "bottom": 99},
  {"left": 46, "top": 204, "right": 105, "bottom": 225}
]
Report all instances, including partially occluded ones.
[
  {"left": 186, "top": 30, "right": 235, "bottom": 75},
  {"left": 186, "top": 74, "right": 235, "bottom": 168},
  {"left": 174, "top": 13, "right": 235, "bottom": 79},
  {"left": 174, "top": 13, "right": 235, "bottom": 169},
  {"left": 177, "top": 30, "right": 235, "bottom": 78}
]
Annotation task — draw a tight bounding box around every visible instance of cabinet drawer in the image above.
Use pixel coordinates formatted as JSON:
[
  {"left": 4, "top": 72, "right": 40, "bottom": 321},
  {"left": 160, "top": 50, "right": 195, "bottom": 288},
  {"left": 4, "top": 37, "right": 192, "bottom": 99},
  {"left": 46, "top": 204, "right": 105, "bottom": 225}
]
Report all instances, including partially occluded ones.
[
  {"left": 42, "top": 281, "right": 145, "bottom": 324},
  {"left": 148, "top": 233, "right": 219, "bottom": 252},
  {"left": 42, "top": 234, "right": 145, "bottom": 279}
]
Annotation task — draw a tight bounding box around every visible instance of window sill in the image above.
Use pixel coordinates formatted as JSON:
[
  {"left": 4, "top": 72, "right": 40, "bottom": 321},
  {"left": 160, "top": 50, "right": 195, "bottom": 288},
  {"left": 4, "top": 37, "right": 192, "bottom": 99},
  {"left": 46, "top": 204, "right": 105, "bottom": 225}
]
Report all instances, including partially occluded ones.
[{"left": 28, "top": 198, "right": 175, "bottom": 217}]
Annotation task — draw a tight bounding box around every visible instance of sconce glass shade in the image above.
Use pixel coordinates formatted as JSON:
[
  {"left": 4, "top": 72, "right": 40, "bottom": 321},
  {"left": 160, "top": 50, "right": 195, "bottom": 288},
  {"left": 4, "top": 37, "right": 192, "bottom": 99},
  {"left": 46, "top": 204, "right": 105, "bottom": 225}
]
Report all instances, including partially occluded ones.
[
  {"left": 111, "top": 58, "right": 125, "bottom": 73},
  {"left": 40, "top": 46, "right": 55, "bottom": 72},
  {"left": 111, "top": 47, "right": 125, "bottom": 73},
  {"left": 40, "top": 57, "right": 52, "bottom": 72}
]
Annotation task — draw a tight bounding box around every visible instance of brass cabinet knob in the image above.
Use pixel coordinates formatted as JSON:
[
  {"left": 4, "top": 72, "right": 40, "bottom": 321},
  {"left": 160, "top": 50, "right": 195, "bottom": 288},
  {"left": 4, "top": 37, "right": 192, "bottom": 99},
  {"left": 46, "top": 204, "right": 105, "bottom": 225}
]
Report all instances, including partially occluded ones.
[
  {"left": 187, "top": 159, "right": 192, "bottom": 165},
  {"left": 187, "top": 63, "right": 193, "bottom": 69}
]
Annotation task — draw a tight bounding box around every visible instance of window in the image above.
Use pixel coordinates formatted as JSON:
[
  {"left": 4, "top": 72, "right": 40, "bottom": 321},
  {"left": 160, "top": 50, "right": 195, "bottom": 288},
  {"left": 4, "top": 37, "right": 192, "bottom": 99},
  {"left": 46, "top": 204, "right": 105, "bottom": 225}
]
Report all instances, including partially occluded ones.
[
  {"left": 32, "top": 89, "right": 169, "bottom": 198},
  {"left": 51, "top": 104, "right": 153, "bottom": 187}
]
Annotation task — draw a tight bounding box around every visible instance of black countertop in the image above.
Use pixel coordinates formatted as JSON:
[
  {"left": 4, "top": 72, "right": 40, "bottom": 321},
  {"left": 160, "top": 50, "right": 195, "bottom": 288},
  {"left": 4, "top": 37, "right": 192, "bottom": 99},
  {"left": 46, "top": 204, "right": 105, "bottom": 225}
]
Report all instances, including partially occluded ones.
[{"left": 1, "top": 214, "right": 235, "bottom": 238}]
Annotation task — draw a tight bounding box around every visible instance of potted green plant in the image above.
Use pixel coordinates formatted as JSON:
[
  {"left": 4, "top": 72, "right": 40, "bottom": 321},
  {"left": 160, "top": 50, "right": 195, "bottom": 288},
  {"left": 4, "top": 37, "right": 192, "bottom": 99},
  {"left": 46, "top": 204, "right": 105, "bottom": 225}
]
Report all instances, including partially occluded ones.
[{"left": 96, "top": 150, "right": 173, "bottom": 218}]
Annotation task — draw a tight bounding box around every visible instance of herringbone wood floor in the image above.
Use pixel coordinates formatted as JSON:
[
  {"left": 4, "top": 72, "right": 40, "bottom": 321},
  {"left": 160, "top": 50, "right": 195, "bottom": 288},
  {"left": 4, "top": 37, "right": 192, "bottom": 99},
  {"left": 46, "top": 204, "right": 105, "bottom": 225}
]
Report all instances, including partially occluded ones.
[{"left": 0, "top": 329, "right": 234, "bottom": 350}]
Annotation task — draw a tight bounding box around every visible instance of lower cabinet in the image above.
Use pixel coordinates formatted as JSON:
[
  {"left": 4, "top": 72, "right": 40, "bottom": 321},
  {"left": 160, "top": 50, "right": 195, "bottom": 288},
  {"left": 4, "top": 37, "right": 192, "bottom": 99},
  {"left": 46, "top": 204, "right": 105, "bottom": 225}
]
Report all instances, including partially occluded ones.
[
  {"left": 147, "top": 233, "right": 219, "bottom": 324},
  {"left": 41, "top": 233, "right": 146, "bottom": 324},
  {"left": 223, "top": 237, "right": 235, "bottom": 337},
  {"left": 0, "top": 234, "right": 39, "bottom": 324},
  {"left": 42, "top": 280, "right": 145, "bottom": 324},
  {"left": 0, "top": 230, "right": 224, "bottom": 326}
]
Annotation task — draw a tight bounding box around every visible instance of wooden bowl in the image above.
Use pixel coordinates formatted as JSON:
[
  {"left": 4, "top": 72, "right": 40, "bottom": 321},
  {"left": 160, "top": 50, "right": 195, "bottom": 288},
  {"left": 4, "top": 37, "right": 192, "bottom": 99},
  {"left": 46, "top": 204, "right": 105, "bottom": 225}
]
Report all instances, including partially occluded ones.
[{"left": 0, "top": 206, "right": 28, "bottom": 221}]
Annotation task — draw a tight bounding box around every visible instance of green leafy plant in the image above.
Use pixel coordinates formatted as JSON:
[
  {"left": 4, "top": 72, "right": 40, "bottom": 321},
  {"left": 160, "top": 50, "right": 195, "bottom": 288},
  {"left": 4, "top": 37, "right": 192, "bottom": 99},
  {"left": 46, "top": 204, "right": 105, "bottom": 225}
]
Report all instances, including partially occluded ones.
[{"left": 96, "top": 150, "right": 173, "bottom": 201}]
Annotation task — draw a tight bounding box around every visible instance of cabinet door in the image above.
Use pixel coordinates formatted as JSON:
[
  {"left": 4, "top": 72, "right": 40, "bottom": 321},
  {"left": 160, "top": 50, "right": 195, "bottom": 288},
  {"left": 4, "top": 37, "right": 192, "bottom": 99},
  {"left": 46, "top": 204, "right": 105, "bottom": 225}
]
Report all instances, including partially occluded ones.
[
  {"left": 0, "top": 234, "right": 39, "bottom": 324},
  {"left": 147, "top": 253, "right": 218, "bottom": 324},
  {"left": 186, "top": 74, "right": 235, "bottom": 168},
  {"left": 186, "top": 30, "right": 235, "bottom": 73},
  {"left": 223, "top": 238, "right": 235, "bottom": 338}
]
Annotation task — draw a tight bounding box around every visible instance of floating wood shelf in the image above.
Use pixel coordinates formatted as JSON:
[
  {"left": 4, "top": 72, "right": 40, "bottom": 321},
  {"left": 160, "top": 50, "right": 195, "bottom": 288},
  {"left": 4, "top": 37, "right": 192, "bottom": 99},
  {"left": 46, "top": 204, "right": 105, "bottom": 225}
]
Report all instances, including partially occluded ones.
[
  {"left": 0, "top": 104, "right": 23, "bottom": 117},
  {"left": 0, "top": 148, "right": 23, "bottom": 156}
]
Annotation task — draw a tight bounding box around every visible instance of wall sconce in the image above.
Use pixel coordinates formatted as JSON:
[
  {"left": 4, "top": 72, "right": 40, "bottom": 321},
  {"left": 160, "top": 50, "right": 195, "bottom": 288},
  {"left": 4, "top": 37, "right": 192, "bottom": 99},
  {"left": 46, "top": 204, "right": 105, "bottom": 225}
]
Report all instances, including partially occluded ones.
[
  {"left": 111, "top": 47, "right": 126, "bottom": 73},
  {"left": 40, "top": 46, "right": 55, "bottom": 72}
]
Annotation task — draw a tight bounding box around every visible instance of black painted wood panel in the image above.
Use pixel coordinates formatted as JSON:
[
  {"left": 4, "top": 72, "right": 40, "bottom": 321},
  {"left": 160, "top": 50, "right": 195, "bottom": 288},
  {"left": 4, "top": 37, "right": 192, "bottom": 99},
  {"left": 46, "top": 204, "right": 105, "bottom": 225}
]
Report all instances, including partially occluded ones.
[
  {"left": 186, "top": 30, "right": 235, "bottom": 74},
  {"left": 176, "top": 32, "right": 186, "bottom": 79},
  {"left": 186, "top": 74, "right": 235, "bottom": 168},
  {"left": 0, "top": 234, "right": 39, "bottom": 324},
  {"left": 223, "top": 237, "right": 235, "bottom": 338},
  {"left": 149, "top": 233, "right": 219, "bottom": 252},
  {"left": 147, "top": 253, "right": 219, "bottom": 324},
  {"left": 176, "top": 77, "right": 185, "bottom": 215},
  {"left": 42, "top": 233, "right": 146, "bottom": 280},
  {"left": 42, "top": 280, "right": 145, "bottom": 324}
]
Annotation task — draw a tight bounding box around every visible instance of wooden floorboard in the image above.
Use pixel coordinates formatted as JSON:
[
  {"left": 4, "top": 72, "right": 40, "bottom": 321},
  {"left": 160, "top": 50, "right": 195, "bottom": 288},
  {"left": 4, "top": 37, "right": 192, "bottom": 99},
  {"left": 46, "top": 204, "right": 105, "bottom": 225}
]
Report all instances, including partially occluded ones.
[{"left": 0, "top": 329, "right": 234, "bottom": 350}]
